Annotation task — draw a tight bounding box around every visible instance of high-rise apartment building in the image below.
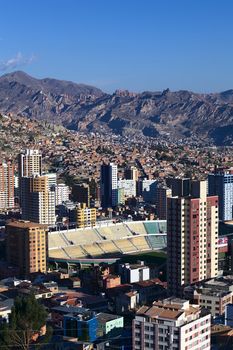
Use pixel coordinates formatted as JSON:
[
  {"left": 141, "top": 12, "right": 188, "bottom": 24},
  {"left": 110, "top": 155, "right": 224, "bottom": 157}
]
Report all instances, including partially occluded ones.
[
  {"left": 117, "top": 179, "right": 136, "bottom": 198},
  {"left": 166, "top": 177, "right": 191, "bottom": 197},
  {"left": 100, "top": 163, "right": 118, "bottom": 208},
  {"left": 6, "top": 220, "right": 47, "bottom": 276},
  {"left": 18, "top": 149, "right": 42, "bottom": 202},
  {"left": 14, "top": 175, "right": 19, "bottom": 203},
  {"left": 167, "top": 180, "right": 219, "bottom": 296},
  {"left": 21, "top": 175, "right": 56, "bottom": 225},
  {"left": 46, "top": 173, "right": 57, "bottom": 188},
  {"left": 0, "top": 162, "right": 14, "bottom": 209},
  {"left": 208, "top": 168, "right": 233, "bottom": 221},
  {"left": 76, "top": 203, "right": 96, "bottom": 228},
  {"left": 155, "top": 184, "right": 172, "bottom": 220},
  {"left": 18, "top": 149, "right": 42, "bottom": 178},
  {"left": 124, "top": 166, "right": 138, "bottom": 181},
  {"left": 139, "top": 179, "right": 157, "bottom": 203},
  {"left": 72, "top": 183, "right": 90, "bottom": 207},
  {"left": 52, "top": 183, "right": 70, "bottom": 205},
  {"left": 133, "top": 298, "right": 211, "bottom": 350}
]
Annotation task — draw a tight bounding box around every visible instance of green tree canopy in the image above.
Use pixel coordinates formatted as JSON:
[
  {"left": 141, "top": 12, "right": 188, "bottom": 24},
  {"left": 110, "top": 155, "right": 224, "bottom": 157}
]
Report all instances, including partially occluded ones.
[{"left": 0, "top": 294, "right": 49, "bottom": 350}]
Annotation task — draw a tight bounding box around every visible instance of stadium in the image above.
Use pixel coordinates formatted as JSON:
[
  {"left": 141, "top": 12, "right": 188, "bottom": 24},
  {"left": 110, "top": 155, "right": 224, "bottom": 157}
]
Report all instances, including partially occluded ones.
[{"left": 48, "top": 220, "right": 167, "bottom": 265}]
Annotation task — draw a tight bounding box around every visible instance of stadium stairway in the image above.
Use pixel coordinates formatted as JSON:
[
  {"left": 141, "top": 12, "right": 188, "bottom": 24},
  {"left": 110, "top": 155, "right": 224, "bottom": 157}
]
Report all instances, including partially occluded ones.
[
  {"left": 122, "top": 222, "right": 133, "bottom": 236},
  {"left": 62, "top": 247, "right": 71, "bottom": 259},
  {"left": 129, "top": 237, "right": 139, "bottom": 251},
  {"left": 93, "top": 228, "right": 104, "bottom": 241},
  {"left": 96, "top": 242, "right": 107, "bottom": 254},
  {"left": 80, "top": 245, "right": 89, "bottom": 257},
  {"left": 59, "top": 231, "right": 70, "bottom": 246}
]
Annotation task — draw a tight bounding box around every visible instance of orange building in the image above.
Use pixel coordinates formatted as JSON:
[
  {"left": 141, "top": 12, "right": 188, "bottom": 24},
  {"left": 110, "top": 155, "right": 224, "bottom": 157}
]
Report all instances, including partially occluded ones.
[{"left": 6, "top": 220, "right": 48, "bottom": 276}]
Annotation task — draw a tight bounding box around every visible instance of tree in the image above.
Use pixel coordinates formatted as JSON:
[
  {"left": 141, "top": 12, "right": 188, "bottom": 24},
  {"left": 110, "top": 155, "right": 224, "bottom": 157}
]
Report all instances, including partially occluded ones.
[{"left": 0, "top": 294, "right": 49, "bottom": 350}]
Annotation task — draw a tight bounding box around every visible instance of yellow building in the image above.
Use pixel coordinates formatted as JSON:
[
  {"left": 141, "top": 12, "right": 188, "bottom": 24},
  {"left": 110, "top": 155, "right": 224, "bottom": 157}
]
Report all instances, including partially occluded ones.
[
  {"left": 76, "top": 203, "right": 96, "bottom": 228},
  {"left": 6, "top": 220, "right": 48, "bottom": 276}
]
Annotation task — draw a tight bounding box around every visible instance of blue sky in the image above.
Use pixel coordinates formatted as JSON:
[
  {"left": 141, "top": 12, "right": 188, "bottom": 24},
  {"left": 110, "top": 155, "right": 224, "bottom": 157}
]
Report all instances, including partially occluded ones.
[{"left": 0, "top": 0, "right": 233, "bottom": 92}]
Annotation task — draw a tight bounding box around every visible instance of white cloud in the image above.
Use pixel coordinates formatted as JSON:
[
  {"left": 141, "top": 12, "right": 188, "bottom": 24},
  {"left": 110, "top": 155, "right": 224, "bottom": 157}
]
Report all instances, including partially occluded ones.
[{"left": 0, "top": 52, "right": 36, "bottom": 71}]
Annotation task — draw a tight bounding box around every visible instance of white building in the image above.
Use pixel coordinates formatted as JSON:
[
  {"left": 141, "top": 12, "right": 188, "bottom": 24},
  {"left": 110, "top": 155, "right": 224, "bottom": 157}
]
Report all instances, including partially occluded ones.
[
  {"left": 0, "top": 162, "right": 14, "bottom": 209},
  {"left": 14, "top": 175, "right": 19, "bottom": 200},
  {"left": 119, "top": 261, "right": 150, "bottom": 284},
  {"left": 18, "top": 149, "right": 42, "bottom": 203},
  {"left": 46, "top": 173, "right": 57, "bottom": 188},
  {"left": 133, "top": 298, "right": 211, "bottom": 350},
  {"left": 53, "top": 183, "right": 70, "bottom": 205},
  {"left": 0, "top": 298, "right": 14, "bottom": 323},
  {"left": 118, "top": 179, "right": 136, "bottom": 198},
  {"left": 18, "top": 149, "right": 42, "bottom": 178},
  {"left": 14, "top": 176, "right": 19, "bottom": 190},
  {"left": 208, "top": 169, "right": 233, "bottom": 221},
  {"left": 100, "top": 163, "right": 118, "bottom": 208},
  {"left": 111, "top": 163, "right": 118, "bottom": 207}
]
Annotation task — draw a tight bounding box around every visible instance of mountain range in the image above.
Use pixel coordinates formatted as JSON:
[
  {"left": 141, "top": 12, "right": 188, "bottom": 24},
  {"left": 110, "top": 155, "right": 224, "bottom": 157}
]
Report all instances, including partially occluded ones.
[{"left": 1, "top": 71, "right": 233, "bottom": 145}]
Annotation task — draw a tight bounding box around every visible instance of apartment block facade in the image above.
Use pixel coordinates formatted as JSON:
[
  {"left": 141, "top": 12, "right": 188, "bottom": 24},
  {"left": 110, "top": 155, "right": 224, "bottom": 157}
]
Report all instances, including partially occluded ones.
[
  {"left": 72, "top": 183, "right": 90, "bottom": 207},
  {"left": 118, "top": 179, "right": 136, "bottom": 198},
  {"left": 132, "top": 298, "right": 211, "bottom": 350},
  {"left": 193, "top": 289, "right": 233, "bottom": 317},
  {"left": 167, "top": 180, "right": 219, "bottom": 296},
  {"left": 124, "top": 166, "right": 138, "bottom": 181},
  {"left": 0, "top": 162, "right": 14, "bottom": 209},
  {"left": 6, "top": 220, "right": 47, "bottom": 276},
  {"left": 21, "top": 175, "right": 56, "bottom": 225},
  {"left": 76, "top": 203, "right": 97, "bottom": 228},
  {"left": 100, "top": 163, "right": 118, "bottom": 208},
  {"left": 208, "top": 169, "right": 233, "bottom": 221},
  {"left": 166, "top": 177, "right": 191, "bottom": 197},
  {"left": 18, "top": 149, "right": 42, "bottom": 178},
  {"left": 53, "top": 183, "right": 70, "bottom": 205},
  {"left": 155, "top": 185, "right": 172, "bottom": 220}
]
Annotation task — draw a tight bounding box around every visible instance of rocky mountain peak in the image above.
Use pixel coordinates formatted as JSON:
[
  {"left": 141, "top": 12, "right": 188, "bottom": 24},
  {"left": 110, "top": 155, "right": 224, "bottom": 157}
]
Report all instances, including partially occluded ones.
[{"left": 0, "top": 71, "right": 233, "bottom": 145}]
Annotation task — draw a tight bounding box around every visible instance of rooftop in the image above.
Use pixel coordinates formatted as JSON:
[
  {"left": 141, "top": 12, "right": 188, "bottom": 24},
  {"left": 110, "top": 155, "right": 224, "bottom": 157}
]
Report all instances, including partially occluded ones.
[
  {"left": 52, "top": 305, "right": 89, "bottom": 315},
  {"left": 6, "top": 220, "right": 47, "bottom": 230},
  {"left": 137, "top": 298, "right": 200, "bottom": 321},
  {"left": 97, "top": 312, "right": 122, "bottom": 323},
  {"left": 195, "top": 288, "right": 232, "bottom": 298},
  {"left": 133, "top": 279, "right": 167, "bottom": 288},
  {"left": 137, "top": 305, "right": 183, "bottom": 320}
]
